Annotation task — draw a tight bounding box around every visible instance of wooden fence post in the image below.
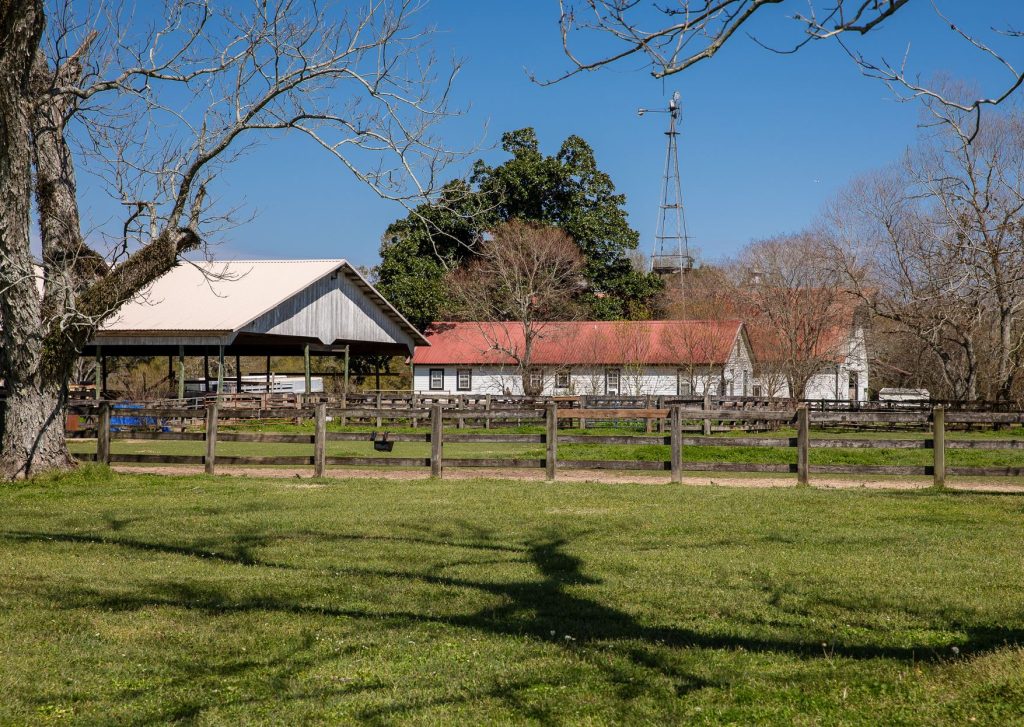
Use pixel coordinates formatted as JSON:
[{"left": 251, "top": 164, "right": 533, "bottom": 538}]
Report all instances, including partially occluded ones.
[
  {"left": 670, "top": 405, "right": 682, "bottom": 484},
  {"left": 430, "top": 403, "right": 444, "bottom": 478},
  {"left": 796, "top": 405, "right": 809, "bottom": 486},
  {"left": 97, "top": 402, "right": 111, "bottom": 466},
  {"left": 703, "top": 392, "right": 712, "bottom": 436},
  {"left": 545, "top": 401, "right": 558, "bottom": 481},
  {"left": 340, "top": 391, "right": 347, "bottom": 426},
  {"left": 376, "top": 391, "right": 383, "bottom": 428},
  {"left": 484, "top": 394, "right": 492, "bottom": 430},
  {"left": 204, "top": 401, "right": 218, "bottom": 475},
  {"left": 314, "top": 402, "right": 327, "bottom": 478},
  {"left": 411, "top": 393, "right": 419, "bottom": 429},
  {"left": 932, "top": 405, "right": 945, "bottom": 489}
]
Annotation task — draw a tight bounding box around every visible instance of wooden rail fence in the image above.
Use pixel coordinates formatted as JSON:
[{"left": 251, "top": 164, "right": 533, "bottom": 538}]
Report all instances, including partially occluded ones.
[{"left": 68, "top": 402, "right": 1024, "bottom": 486}]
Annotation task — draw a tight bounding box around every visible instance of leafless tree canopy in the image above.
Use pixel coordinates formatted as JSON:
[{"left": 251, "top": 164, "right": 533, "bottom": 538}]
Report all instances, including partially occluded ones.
[
  {"left": 550, "top": 1, "right": 1023, "bottom": 127},
  {"left": 0, "top": 0, "right": 462, "bottom": 477},
  {"left": 445, "top": 221, "right": 584, "bottom": 395},
  {"left": 732, "top": 232, "right": 853, "bottom": 400},
  {"left": 825, "top": 99, "right": 1024, "bottom": 402}
]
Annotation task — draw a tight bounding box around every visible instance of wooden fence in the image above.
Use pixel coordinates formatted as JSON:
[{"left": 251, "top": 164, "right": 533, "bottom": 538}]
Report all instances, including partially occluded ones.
[{"left": 67, "top": 401, "right": 1024, "bottom": 486}]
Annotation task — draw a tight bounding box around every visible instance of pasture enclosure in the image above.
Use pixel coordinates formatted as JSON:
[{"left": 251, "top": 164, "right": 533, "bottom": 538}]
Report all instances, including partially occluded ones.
[{"left": 63, "top": 397, "right": 1024, "bottom": 486}]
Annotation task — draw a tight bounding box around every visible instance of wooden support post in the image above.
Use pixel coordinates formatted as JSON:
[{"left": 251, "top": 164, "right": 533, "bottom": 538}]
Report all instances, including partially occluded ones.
[
  {"left": 703, "top": 392, "right": 712, "bottom": 436},
  {"left": 203, "top": 354, "right": 210, "bottom": 394},
  {"left": 101, "top": 354, "right": 108, "bottom": 399},
  {"left": 932, "top": 405, "right": 946, "bottom": 489},
  {"left": 235, "top": 354, "right": 242, "bottom": 395},
  {"left": 177, "top": 346, "right": 186, "bottom": 400},
  {"left": 216, "top": 345, "right": 224, "bottom": 400},
  {"left": 645, "top": 395, "right": 653, "bottom": 433},
  {"left": 343, "top": 344, "right": 350, "bottom": 395},
  {"left": 314, "top": 401, "right": 327, "bottom": 478},
  {"left": 204, "top": 401, "right": 218, "bottom": 475},
  {"left": 94, "top": 347, "right": 102, "bottom": 400},
  {"left": 376, "top": 391, "right": 383, "bottom": 428},
  {"left": 545, "top": 401, "right": 558, "bottom": 482},
  {"left": 484, "top": 394, "right": 492, "bottom": 430},
  {"left": 457, "top": 394, "right": 465, "bottom": 429},
  {"left": 430, "top": 403, "right": 443, "bottom": 478},
  {"left": 340, "top": 390, "right": 348, "bottom": 427},
  {"left": 580, "top": 394, "right": 587, "bottom": 430},
  {"left": 796, "top": 405, "right": 809, "bottom": 486},
  {"left": 265, "top": 355, "right": 272, "bottom": 394},
  {"left": 304, "top": 343, "right": 312, "bottom": 396},
  {"left": 670, "top": 405, "right": 682, "bottom": 484},
  {"left": 97, "top": 402, "right": 111, "bottom": 465}
]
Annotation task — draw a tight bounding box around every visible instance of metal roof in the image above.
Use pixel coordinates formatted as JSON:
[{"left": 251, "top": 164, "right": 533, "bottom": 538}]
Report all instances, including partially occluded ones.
[
  {"left": 94, "top": 259, "right": 427, "bottom": 347},
  {"left": 412, "top": 320, "right": 744, "bottom": 366}
]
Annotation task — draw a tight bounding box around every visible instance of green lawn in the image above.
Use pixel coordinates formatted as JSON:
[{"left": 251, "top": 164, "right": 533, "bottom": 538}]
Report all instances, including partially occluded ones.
[{"left": 1, "top": 469, "right": 1023, "bottom": 724}]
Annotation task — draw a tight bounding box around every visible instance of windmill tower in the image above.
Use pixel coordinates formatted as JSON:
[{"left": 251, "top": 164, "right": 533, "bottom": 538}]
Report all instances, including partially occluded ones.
[{"left": 639, "top": 91, "right": 693, "bottom": 287}]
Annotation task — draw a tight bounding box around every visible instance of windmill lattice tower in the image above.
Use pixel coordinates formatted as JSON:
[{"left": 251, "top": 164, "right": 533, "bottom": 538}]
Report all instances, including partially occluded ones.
[{"left": 641, "top": 91, "right": 693, "bottom": 288}]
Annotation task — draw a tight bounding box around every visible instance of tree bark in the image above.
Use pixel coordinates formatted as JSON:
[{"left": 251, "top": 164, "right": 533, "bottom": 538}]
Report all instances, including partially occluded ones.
[{"left": 0, "top": 1, "right": 66, "bottom": 478}]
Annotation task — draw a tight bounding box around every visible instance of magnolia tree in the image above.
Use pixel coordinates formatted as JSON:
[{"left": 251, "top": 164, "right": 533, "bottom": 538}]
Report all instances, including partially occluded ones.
[
  {"left": 445, "top": 221, "right": 584, "bottom": 396},
  {"left": 0, "top": 0, "right": 460, "bottom": 477}
]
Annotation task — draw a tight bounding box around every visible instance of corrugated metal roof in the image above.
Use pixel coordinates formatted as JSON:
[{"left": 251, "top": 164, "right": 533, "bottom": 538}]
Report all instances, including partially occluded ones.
[
  {"left": 412, "top": 320, "right": 743, "bottom": 366},
  {"left": 101, "top": 260, "right": 346, "bottom": 332}
]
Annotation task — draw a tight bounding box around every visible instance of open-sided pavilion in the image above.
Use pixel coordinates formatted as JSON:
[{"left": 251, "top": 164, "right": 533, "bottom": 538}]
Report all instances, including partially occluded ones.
[{"left": 82, "top": 259, "right": 427, "bottom": 399}]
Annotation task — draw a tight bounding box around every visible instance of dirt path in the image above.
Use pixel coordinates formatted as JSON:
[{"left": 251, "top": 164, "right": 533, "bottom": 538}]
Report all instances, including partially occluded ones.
[{"left": 111, "top": 465, "right": 1024, "bottom": 494}]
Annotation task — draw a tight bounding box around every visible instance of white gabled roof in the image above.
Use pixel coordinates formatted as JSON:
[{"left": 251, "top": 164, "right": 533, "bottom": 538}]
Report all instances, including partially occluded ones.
[
  {"left": 101, "top": 259, "right": 345, "bottom": 332},
  {"left": 94, "top": 258, "right": 427, "bottom": 347}
]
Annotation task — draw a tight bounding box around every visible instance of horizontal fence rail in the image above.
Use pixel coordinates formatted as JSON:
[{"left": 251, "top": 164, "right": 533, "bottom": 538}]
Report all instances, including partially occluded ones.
[{"left": 60, "top": 399, "right": 1024, "bottom": 488}]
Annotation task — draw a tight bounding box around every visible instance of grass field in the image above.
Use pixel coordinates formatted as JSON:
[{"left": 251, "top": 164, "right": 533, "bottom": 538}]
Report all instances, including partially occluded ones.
[
  {"left": 67, "top": 423, "right": 1024, "bottom": 471},
  {"left": 2, "top": 468, "right": 1023, "bottom": 724}
]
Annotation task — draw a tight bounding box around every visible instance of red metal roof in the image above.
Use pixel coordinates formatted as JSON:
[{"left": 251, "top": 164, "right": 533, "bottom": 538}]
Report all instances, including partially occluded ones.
[{"left": 412, "top": 320, "right": 744, "bottom": 366}]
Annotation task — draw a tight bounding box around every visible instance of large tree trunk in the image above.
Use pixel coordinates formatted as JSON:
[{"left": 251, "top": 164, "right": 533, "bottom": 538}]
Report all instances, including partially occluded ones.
[
  {"left": 0, "top": 1, "right": 64, "bottom": 478},
  {"left": 1, "top": 379, "right": 74, "bottom": 478}
]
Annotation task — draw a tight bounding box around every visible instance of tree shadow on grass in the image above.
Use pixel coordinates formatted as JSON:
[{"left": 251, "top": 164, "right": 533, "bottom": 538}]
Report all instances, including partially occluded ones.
[
  {"left": 0, "top": 530, "right": 292, "bottom": 569},
  {"left": 9, "top": 523, "right": 1024, "bottom": 721},
  {"left": 15, "top": 525, "right": 1024, "bottom": 663}
]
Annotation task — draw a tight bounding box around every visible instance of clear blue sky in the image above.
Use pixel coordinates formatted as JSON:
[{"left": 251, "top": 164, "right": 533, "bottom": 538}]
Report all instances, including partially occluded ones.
[{"left": 113, "top": 1, "right": 1024, "bottom": 267}]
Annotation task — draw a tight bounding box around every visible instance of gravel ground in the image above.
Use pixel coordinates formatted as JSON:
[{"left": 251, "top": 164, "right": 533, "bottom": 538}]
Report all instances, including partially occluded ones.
[{"left": 111, "top": 464, "right": 1024, "bottom": 493}]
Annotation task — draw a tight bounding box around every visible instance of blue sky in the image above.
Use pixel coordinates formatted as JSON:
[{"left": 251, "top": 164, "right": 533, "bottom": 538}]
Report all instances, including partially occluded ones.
[{"left": 84, "top": 1, "right": 1024, "bottom": 267}]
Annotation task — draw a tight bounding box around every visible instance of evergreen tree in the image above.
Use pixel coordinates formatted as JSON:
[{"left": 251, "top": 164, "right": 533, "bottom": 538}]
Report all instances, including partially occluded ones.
[{"left": 376, "top": 129, "right": 661, "bottom": 328}]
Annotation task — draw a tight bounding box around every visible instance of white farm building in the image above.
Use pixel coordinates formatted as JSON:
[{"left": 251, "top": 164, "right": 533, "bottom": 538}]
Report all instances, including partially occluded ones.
[
  {"left": 412, "top": 318, "right": 869, "bottom": 401},
  {"left": 412, "top": 320, "right": 755, "bottom": 397}
]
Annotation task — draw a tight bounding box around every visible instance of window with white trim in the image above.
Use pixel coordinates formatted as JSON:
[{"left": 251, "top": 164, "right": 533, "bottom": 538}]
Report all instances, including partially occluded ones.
[
  {"left": 677, "top": 370, "right": 692, "bottom": 396},
  {"left": 555, "top": 370, "right": 571, "bottom": 390},
  {"left": 429, "top": 368, "right": 444, "bottom": 391},
  {"left": 605, "top": 368, "right": 621, "bottom": 395},
  {"left": 456, "top": 368, "right": 472, "bottom": 391},
  {"left": 529, "top": 368, "right": 544, "bottom": 392}
]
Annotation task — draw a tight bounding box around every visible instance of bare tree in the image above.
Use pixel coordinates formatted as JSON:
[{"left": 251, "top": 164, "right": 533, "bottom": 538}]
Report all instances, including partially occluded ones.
[
  {"left": 0, "top": 0, "right": 461, "bottom": 477},
  {"left": 826, "top": 100, "right": 1024, "bottom": 402},
  {"left": 612, "top": 320, "right": 652, "bottom": 395},
  {"left": 549, "top": 1, "right": 1023, "bottom": 128},
  {"left": 734, "top": 232, "right": 852, "bottom": 401},
  {"left": 445, "top": 221, "right": 584, "bottom": 395},
  {"left": 660, "top": 320, "right": 731, "bottom": 397}
]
